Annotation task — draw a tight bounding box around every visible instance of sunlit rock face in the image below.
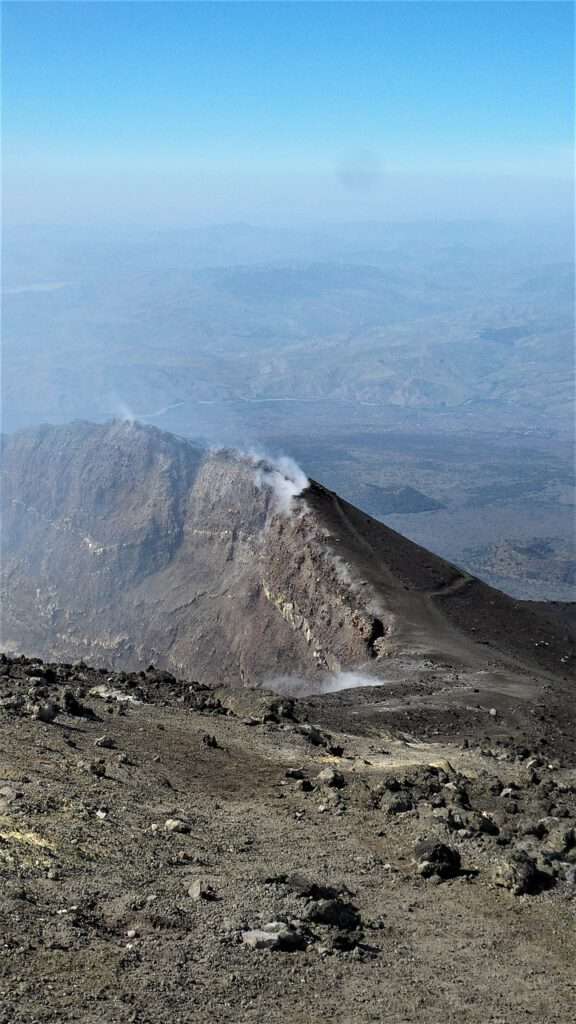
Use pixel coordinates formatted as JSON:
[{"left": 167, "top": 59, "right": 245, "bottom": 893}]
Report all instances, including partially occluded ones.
[{"left": 2, "top": 420, "right": 573, "bottom": 689}]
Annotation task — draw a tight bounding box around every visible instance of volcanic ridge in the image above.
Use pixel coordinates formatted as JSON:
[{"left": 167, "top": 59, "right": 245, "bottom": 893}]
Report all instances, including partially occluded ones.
[{"left": 1, "top": 420, "right": 575, "bottom": 1023}]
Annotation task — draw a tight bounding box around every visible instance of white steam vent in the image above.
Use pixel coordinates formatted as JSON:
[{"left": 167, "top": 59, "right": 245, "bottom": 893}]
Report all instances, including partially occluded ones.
[
  {"left": 264, "top": 670, "right": 384, "bottom": 697},
  {"left": 253, "top": 454, "right": 310, "bottom": 514}
]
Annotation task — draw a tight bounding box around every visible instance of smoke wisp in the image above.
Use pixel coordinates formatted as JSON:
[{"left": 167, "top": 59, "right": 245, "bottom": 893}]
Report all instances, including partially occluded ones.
[
  {"left": 253, "top": 453, "right": 310, "bottom": 514},
  {"left": 111, "top": 397, "right": 137, "bottom": 424},
  {"left": 265, "top": 670, "right": 385, "bottom": 697}
]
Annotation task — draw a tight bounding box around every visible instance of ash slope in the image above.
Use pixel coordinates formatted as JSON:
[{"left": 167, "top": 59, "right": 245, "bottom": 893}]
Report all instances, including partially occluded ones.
[
  {"left": 1, "top": 654, "right": 576, "bottom": 1024},
  {"left": 1, "top": 421, "right": 574, "bottom": 699}
]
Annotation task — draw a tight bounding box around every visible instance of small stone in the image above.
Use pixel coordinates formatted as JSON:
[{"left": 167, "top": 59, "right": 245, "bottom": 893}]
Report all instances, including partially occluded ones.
[
  {"left": 95, "top": 736, "right": 116, "bottom": 749},
  {"left": 27, "top": 673, "right": 46, "bottom": 686},
  {"left": 241, "top": 929, "right": 279, "bottom": 950},
  {"left": 33, "top": 703, "right": 59, "bottom": 724},
  {"left": 188, "top": 879, "right": 217, "bottom": 901},
  {"left": 164, "top": 818, "right": 190, "bottom": 834},
  {"left": 241, "top": 924, "right": 306, "bottom": 952},
  {"left": 386, "top": 796, "right": 413, "bottom": 814},
  {"left": 126, "top": 929, "right": 138, "bottom": 939},
  {"left": 489, "top": 708, "right": 497, "bottom": 717},
  {"left": 562, "top": 865, "right": 576, "bottom": 885},
  {"left": 317, "top": 767, "right": 346, "bottom": 789},
  {"left": 295, "top": 778, "right": 314, "bottom": 792},
  {"left": 283, "top": 873, "right": 339, "bottom": 900},
  {"left": 0, "top": 784, "right": 21, "bottom": 811},
  {"left": 63, "top": 690, "right": 95, "bottom": 719}
]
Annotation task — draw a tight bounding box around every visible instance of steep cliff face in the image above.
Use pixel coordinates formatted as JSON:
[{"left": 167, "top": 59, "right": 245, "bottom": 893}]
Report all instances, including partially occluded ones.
[
  {"left": 1, "top": 421, "right": 573, "bottom": 685},
  {"left": 0, "top": 422, "right": 393, "bottom": 682}
]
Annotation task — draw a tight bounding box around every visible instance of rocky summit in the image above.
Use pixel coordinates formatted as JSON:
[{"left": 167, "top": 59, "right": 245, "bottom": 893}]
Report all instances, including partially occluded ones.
[{"left": 0, "top": 420, "right": 575, "bottom": 1023}]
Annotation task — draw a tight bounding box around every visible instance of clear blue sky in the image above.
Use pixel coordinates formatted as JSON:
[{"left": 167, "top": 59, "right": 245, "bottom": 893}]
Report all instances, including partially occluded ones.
[{"left": 3, "top": 1, "right": 574, "bottom": 225}]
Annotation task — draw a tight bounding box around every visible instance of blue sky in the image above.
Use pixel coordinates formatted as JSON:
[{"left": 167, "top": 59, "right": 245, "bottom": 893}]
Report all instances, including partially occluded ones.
[{"left": 3, "top": 1, "right": 574, "bottom": 224}]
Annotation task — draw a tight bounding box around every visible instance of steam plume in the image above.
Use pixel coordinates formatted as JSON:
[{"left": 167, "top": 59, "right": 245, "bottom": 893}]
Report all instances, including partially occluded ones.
[
  {"left": 253, "top": 453, "right": 310, "bottom": 514},
  {"left": 265, "top": 670, "right": 384, "bottom": 697},
  {"left": 112, "top": 398, "right": 136, "bottom": 424}
]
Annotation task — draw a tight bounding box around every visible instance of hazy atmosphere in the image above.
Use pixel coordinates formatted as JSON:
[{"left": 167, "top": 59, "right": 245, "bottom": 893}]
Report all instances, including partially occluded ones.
[
  {"left": 2, "top": 4, "right": 576, "bottom": 1022},
  {"left": 3, "top": 1, "right": 574, "bottom": 600},
  {"left": 3, "top": 2, "right": 573, "bottom": 224}
]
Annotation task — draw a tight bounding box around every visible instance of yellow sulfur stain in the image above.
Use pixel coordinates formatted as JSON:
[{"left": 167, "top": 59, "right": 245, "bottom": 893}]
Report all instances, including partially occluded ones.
[{"left": 0, "top": 827, "right": 55, "bottom": 850}]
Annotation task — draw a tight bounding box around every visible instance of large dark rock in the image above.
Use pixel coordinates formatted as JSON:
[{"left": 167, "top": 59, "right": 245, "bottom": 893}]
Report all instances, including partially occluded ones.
[
  {"left": 303, "top": 898, "right": 361, "bottom": 930},
  {"left": 414, "top": 840, "right": 461, "bottom": 880}
]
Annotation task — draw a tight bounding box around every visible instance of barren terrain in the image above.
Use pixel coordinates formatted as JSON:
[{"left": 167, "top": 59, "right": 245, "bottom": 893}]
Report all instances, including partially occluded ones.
[{"left": 1, "top": 654, "right": 576, "bottom": 1023}]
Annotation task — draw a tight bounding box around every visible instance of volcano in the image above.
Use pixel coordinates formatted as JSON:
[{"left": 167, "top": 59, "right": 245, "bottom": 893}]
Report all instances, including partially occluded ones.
[
  {"left": 2, "top": 420, "right": 576, "bottom": 1024},
  {"left": 1, "top": 420, "right": 574, "bottom": 721}
]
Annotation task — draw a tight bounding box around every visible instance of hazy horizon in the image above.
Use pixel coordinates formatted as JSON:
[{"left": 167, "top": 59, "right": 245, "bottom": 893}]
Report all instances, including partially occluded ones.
[
  {"left": 1, "top": 1, "right": 574, "bottom": 602},
  {"left": 3, "top": 1, "right": 574, "bottom": 226}
]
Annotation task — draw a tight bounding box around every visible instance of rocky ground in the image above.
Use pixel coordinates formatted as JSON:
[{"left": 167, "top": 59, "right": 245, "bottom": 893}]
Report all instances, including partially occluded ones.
[{"left": 1, "top": 653, "right": 575, "bottom": 1023}]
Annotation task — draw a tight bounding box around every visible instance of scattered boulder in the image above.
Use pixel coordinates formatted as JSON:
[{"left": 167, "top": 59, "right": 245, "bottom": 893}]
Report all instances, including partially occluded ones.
[
  {"left": 303, "top": 898, "right": 361, "bottom": 930},
  {"left": 295, "top": 778, "right": 314, "bottom": 792},
  {"left": 414, "top": 840, "right": 461, "bottom": 880},
  {"left": 0, "top": 784, "right": 22, "bottom": 814},
  {"left": 317, "top": 767, "right": 346, "bottom": 789},
  {"left": 214, "top": 688, "right": 294, "bottom": 724},
  {"left": 296, "top": 723, "right": 330, "bottom": 747},
  {"left": 465, "top": 811, "right": 500, "bottom": 836},
  {"left": 62, "top": 690, "right": 97, "bottom": 719},
  {"left": 541, "top": 826, "right": 574, "bottom": 861},
  {"left": 492, "top": 851, "right": 539, "bottom": 895},
  {"left": 442, "top": 782, "right": 470, "bottom": 809},
  {"left": 32, "top": 702, "right": 59, "bottom": 724},
  {"left": 241, "top": 923, "right": 307, "bottom": 952},
  {"left": 385, "top": 795, "right": 414, "bottom": 815},
  {"left": 282, "top": 873, "right": 341, "bottom": 900},
  {"left": 95, "top": 735, "right": 116, "bottom": 749},
  {"left": 242, "top": 928, "right": 280, "bottom": 951}
]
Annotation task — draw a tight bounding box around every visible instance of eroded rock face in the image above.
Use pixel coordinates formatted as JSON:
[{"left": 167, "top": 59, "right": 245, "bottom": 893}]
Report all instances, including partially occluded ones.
[
  {"left": 0, "top": 422, "right": 395, "bottom": 684},
  {"left": 2, "top": 420, "right": 574, "bottom": 690}
]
